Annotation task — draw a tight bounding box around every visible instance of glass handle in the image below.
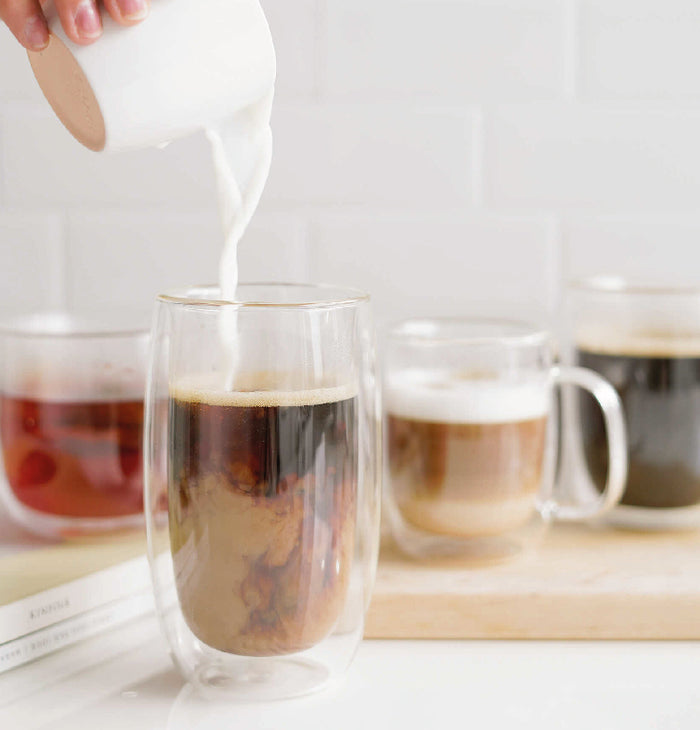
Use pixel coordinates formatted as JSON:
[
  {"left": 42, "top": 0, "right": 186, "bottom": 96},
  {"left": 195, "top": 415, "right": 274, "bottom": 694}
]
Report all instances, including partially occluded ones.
[{"left": 549, "top": 365, "right": 628, "bottom": 521}]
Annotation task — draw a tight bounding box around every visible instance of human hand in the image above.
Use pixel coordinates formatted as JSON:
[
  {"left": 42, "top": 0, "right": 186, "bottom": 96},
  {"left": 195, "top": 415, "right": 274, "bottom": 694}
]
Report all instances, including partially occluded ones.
[{"left": 1, "top": 0, "right": 149, "bottom": 51}]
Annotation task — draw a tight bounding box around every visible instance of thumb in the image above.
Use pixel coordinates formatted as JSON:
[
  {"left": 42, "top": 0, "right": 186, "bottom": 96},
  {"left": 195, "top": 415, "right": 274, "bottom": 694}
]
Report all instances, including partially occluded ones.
[{"left": 0, "top": 0, "right": 49, "bottom": 51}]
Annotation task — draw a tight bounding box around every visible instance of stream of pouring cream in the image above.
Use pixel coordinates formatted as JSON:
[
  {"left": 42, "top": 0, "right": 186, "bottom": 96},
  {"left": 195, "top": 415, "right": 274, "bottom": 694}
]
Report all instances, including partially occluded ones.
[
  {"left": 206, "top": 28, "right": 276, "bottom": 388},
  {"left": 207, "top": 89, "right": 274, "bottom": 304}
]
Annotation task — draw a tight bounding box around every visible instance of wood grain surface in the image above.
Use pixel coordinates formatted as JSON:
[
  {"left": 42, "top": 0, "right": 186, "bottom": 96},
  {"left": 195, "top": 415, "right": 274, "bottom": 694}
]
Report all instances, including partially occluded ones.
[{"left": 365, "top": 524, "right": 700, "bottom": 640}]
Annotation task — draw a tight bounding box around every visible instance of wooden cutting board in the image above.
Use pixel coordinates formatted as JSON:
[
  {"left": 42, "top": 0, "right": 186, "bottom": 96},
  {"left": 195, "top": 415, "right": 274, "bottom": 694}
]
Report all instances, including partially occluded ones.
[{"left": 365, "top": 524, "right": 700, "bottom": 640}]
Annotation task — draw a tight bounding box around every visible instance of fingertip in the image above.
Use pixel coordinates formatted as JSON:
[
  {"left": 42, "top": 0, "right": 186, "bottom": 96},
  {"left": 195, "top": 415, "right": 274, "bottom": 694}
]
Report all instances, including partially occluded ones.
[
  {"left": 73, "top": 0, "right": 102, "bottom": 40},
  {"left": 24, "top": 14, "right": 49, "bottom": 51},
  {"left": 104, "top": 0, "right": 149, "bottom": 26},
  {"left": 64, "top": 30, "right": 101, "bottom": 46},
  {"left": 54, "top": 0, "right": 102, "bottom": 45}
]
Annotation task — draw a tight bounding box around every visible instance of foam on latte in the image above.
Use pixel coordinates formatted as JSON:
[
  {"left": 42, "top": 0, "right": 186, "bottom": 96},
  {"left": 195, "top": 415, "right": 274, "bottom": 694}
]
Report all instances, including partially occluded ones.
[{"left": 385, "top": 369, "right": 550, "bottom": 424}]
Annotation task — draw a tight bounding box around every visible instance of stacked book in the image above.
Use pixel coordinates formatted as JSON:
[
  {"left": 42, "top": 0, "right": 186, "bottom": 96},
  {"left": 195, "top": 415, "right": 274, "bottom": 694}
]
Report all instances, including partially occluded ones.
[{"left": 0, "top": 528, "right": 154, "bottom": 674}]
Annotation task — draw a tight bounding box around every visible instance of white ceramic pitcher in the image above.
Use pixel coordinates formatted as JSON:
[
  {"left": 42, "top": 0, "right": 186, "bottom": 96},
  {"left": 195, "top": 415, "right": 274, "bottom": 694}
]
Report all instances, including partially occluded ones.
[{"left": 27, "top": 0, "right": 276, "bottom": 152}]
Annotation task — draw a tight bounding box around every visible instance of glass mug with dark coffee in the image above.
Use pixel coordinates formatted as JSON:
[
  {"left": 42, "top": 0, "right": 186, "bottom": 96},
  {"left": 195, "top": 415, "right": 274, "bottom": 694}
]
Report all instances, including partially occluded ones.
[
  {"left": 570, "top": 277, "right": 700, "bottom": 530},
  {"left": 0, "top": 314, "right": 148, "bottom": 537},
  {"left": 144, "top": 285, "right": 380, "bottom": 700},
  {"left": 383, "top": 319, "right": 627, "bottom": 560}
]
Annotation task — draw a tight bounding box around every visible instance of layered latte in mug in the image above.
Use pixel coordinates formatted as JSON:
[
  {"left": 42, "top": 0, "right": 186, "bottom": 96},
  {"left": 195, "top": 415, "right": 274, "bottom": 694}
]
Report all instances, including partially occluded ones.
[{"left": 385, "top": 370, "right": 550, "bottom": 539}]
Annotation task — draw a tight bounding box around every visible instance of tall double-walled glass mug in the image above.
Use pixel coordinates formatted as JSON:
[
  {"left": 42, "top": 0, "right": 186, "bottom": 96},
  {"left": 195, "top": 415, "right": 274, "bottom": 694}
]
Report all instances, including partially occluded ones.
[
  {"left": 145, "top": 284, "right": 380, "bottom": 700},
  {"left": 383, "top": 319, "right": 628, "bottom": 561},
  {"left": 569, "top": 277, "right": 700, "bottom": 530},
  {"left": 0, "top": 312, "right": 149, "bottom": 538}
]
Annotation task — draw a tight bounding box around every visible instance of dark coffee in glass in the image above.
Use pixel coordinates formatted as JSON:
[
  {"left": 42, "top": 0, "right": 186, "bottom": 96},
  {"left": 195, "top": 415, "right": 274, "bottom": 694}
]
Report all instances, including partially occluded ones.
[{"left": 577, "top": 338, "right": 700, "bottom": 510}]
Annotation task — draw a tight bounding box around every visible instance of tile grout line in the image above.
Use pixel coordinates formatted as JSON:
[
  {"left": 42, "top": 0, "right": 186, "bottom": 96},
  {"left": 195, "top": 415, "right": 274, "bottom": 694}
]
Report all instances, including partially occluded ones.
[
  {"left": 470, "top": 107, "right": 485, "bottom": 208},
  {"left": 303, "top": 216, "right": 314, "bottom": 282},
  {"left": 547, "top": 216, "right": 565, "bottom": 333},
  {"left": 313, "top": 0, "right": 327, "bottom": 102},
  {"left": 47, "top": 211, "right": 70, "bottom": 311},
  {"left": 0, "top": 107, "right": 7, "bottom": 206},
  {"left": 305, "top": 215, "right": 319, "bottom": 282},
  {"left": 563, "top": 0, "right": 579, "bottom": 101}
]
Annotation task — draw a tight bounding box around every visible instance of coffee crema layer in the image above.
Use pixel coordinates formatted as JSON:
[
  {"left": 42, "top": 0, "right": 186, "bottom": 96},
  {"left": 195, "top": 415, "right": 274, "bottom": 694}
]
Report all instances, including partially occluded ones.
[
  {"left": 575, "top": 328, "right": 700, "bottom": 358},
  {"left": 169, "top": 376, "right": 357, "bottom": 656},
  {"left": 576, "top": 336, "right": 700, "bottom": 510},
  {"left": 170, "top": 374, "right": 357, "bottom": 407},
  {"left": 386, "top": 372, "right": 548, "bottom": 538}
]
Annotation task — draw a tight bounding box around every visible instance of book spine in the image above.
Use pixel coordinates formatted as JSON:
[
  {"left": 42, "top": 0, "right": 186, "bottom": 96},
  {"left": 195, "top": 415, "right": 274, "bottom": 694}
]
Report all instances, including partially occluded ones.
[
  {"left": 0, "top": 592, "right": 154, "bottom": 675},
  {"left": 0, "top": 555, "right": 151, "bottom": 645}
]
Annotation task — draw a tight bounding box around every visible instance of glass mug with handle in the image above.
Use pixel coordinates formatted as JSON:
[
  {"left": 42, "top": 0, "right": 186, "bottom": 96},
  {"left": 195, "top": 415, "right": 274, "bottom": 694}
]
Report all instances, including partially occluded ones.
[
  {"left": 0, "top": 313, "right": 149, "bottom": 538},
  {"left": 569, "top": 277, "right": 700, "bottom": 530},
  {"left": 383, "top": 319, "right": 627, "bottom": 561},
  {"left": 144, "top": 284, "right": 380, "bottom": 700}
]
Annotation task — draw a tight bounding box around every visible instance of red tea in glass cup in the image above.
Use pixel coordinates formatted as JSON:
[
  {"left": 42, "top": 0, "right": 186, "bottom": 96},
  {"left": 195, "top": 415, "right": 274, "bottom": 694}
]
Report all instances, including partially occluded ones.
[{"left": 0, "top": 314, "right": 149, "bottom": 537}]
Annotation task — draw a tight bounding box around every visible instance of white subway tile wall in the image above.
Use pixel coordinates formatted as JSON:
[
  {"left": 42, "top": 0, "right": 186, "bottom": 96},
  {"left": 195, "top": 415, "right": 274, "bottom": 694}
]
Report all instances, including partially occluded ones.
[
  {"left": 578, "top": 0, "right": 700, "bottom": 100},
  {"left": 310, "top": 213, "right": 558, "bottom": 326},
  {"left": 264, "top": 0, "right": 320, "bottom": 100},
  {"left": 324, "top": 1, "right": 565, "bottom": 100},
  {"left": 564, "top": 216, "right": 700, "bottom": 283},
  {"left": 64, "top": 211, "right": 222, "bottom": 313},
  {"left": 3, "top": 106, "right": 217, "bottom": 207},
  {"left": 266, "top": 104, "right": 475, "bottom": 206},
  {"left": 485, "top": 104, "right": 700, "bottom": 211},
  {"left": 0, "top": 0, "right": 699, "bottom": 325},
  {"left": 0, "top": 211, "right": 63, "bottom": 317}
]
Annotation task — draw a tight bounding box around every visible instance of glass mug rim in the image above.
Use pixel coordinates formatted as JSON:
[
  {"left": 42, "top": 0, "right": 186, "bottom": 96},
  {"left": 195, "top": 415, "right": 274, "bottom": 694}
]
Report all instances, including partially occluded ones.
[
  {"left": 385, "top": 317, "right": 550, "bottom": 349},
  {"left": 158, "top": 282, "right": 371, "bottom": 311},
  {"left": 570, "top": 275, "right": 700, "bottom": 297}
]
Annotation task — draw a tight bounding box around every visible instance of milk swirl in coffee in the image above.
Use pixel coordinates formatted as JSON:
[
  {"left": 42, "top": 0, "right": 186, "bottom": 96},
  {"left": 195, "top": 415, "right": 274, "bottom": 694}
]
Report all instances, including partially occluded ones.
[
  {"left": 386, "top": 370, "right": 549, "bottom": 537},
  {"left": 169, "top": 376, "right": 357, "bottom": 656}
]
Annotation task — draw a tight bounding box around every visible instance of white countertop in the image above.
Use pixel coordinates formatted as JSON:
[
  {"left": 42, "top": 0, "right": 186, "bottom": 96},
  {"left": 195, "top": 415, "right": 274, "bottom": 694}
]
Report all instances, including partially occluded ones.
[
  {"left": 2, "top": 611, "right": 700, "bottom": 729},
  {"left": 2, "top": 503, "right": 699, "bottom": 728}
]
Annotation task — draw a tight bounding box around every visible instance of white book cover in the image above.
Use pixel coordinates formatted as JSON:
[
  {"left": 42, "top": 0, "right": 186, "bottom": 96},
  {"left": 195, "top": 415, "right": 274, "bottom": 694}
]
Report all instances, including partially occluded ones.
[
  {"left": 0, "top": 507, "right": 152, "bottom": 647},
  {"left": 0, "top": 591, "right": 154, "bottom": 674}
]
